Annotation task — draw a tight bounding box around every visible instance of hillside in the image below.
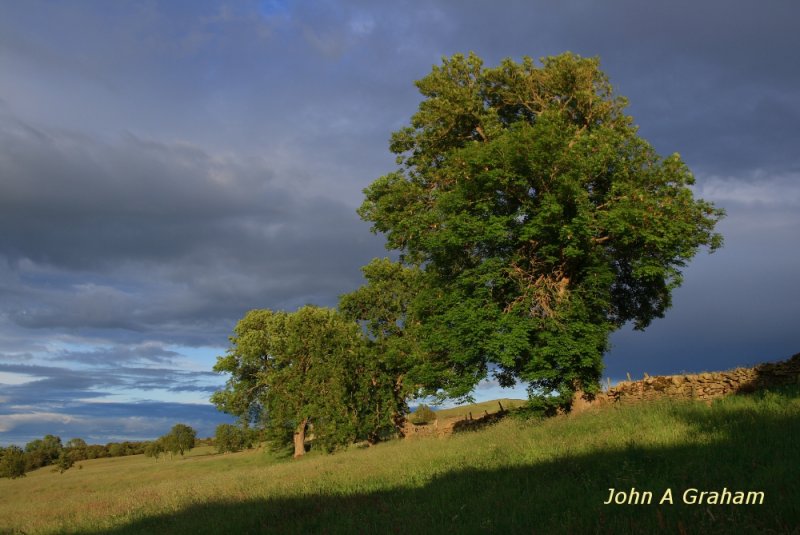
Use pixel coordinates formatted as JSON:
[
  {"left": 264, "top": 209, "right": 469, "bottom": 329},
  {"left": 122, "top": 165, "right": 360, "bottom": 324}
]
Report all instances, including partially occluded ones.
[
  {"left": 431, "top": 398, "right": 527, "bottom": 421},
  {"left": 1, "top": 387, "right": 799, "bottom": 534}
]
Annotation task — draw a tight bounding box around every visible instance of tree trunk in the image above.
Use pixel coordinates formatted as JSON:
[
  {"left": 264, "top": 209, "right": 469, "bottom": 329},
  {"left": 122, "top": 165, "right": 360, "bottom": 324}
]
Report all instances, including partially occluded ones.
[{"left": 293, "top": 418, "right": 308, "bottom": 458}]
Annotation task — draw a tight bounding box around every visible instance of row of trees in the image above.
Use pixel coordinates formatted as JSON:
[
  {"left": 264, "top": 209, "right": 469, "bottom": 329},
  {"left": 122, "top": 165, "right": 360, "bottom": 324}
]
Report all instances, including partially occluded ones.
[
  {"left": 143, "top": 424, "right": 197, "bottom": 460},
  {"left": 212, "top": 52, "right": 723, "bottom": 457},
  {"left": 1, "top": 425, "right": 200, "bottom": 478},
  {"left": 0, "top": 435, "right": 139, "bottom": 478}
]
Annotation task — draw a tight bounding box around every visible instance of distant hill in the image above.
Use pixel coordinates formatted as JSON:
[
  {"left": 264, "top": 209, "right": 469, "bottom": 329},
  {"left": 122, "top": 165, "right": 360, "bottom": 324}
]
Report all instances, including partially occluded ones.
[{"left": 431, "top": 398, "right": 527, "bottom": 421}]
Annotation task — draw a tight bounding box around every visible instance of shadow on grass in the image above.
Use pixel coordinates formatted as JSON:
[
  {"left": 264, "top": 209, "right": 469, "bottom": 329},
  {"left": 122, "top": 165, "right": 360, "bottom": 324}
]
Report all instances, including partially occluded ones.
[{"left": 72, "top": 390, "right": 800, "bottom": 535}]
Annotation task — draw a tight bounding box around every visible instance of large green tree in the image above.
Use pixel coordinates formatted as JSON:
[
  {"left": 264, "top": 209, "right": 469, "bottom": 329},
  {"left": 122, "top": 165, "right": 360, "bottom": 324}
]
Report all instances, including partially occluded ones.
[
  {"left": 212, "top": 306, "right": 390, "bottom": 457},
  {"left": 358, "top": 52, "right": 724, "bottom": 408}
]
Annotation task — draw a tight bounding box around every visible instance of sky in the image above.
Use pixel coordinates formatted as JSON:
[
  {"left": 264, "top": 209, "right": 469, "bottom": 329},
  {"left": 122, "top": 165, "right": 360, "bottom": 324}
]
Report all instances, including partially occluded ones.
[{"left": 1, "top": 0, "right": 798, "bottom": 446}]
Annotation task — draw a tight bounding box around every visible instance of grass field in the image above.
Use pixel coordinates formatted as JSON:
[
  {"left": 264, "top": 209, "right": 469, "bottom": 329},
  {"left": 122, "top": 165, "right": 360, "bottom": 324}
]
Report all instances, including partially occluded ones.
[
  {"left": 429, "top": 398, "right": 527, "bottom": 421},
  {"left": 1, "top": 387, "right": 799, "bottom": 534}
]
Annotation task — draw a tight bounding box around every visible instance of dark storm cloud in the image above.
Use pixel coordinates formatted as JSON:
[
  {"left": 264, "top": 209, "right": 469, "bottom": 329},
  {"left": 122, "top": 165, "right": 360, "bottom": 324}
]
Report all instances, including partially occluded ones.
[
  {"left": 433, "top": 1, "right": 800, "bottom": 176},
  {"left": 0, "top": 113, "right": 385, "bottom": 344}
]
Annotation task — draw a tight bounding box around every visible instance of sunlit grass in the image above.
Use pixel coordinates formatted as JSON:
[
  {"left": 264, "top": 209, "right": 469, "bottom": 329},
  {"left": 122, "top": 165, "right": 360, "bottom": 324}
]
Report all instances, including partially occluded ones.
[
  {"left": 1, "top": 387, "right": 798, "bottom": 533},
  {"left": 431, "top": 398, "right": 527, "bottom": 421}
]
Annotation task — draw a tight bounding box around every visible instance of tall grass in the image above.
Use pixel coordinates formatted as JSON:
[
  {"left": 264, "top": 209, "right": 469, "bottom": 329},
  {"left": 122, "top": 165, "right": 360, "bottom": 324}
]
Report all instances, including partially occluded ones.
[{"left": 1, "top": 386, "right": 798, "bottom": 534}]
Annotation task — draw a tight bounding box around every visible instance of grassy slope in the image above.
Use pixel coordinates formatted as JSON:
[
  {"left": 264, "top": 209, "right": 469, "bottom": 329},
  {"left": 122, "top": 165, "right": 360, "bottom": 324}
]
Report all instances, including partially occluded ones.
[
  {"left": 1, "top": 387, "right": 799, "bottom": 534},
  {"left": 432, "top": 398, "right": 527, "bottom": 421}
]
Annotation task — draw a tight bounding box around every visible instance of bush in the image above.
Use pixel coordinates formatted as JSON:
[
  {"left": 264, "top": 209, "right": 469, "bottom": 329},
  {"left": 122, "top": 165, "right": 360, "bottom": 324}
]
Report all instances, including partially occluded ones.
[
  {"left": 410, "top": 404, "right": 437, "bottom": 425},
  {"left": 54, "top": 451, "right": 74, "bottom": 474},
  {"left": 215, "top": 424, "right": 249, "bottom": 453},
  {"left": 0, "top": 446, "right": 27, "bottom": 479}
]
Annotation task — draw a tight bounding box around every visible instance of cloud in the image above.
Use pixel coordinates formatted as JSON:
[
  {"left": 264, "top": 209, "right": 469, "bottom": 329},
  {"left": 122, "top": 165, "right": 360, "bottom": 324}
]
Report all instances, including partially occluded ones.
[
  {"left": 0, "top": 412, "right": 79, "bottom": 433},
  {"left": 52, "top": 342, "right": 181, "bottom": 365},
  {"left": 0, "top": 361, "right": 223, "bottom": 409},
  {"left": 0, "top": 114, "right": 385, "bottom": 344},
  {"left": 697, "top": 173, "right": 800, "bottom": 209},
  {"left": 0, "top": 402, "right": 234, "bottom": 445}
]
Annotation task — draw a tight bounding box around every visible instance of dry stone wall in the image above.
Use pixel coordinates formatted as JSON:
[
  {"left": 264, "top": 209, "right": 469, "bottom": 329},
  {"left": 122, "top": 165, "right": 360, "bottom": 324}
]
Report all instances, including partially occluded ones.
[
  {"left": 404, "top": 353, "right": 800, "bottom": 434},
  {"left": 596, "top": 352, "right": 800, "bottom": 406}
]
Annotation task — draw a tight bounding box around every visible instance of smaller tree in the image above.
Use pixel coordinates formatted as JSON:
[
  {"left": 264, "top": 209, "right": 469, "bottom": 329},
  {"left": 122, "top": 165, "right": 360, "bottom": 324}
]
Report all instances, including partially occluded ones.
[
  {"left": 0, "top": 446, "right": 27, "bottom": 479},
  {"left": 212, "top": 306, "right": 367, "bottom": 458},
  {"left": 24, "top": 435, "right": 63, "bottom": 470},
  {"left": 143, "top": 439, "right": 165, "bottom": 460},
  {"left": 65, "top": 438, "right": 88, "bottom": 462},
  {"left": 107, "top": 443, "right": 125, "bottom": 457},
  {"left": 410, "top": 404, "right": 437, "bottom": 425},
  {"left": 215, "top": 424, "right": 248, "bottom": 453},
  {"left": 166, "top": 424, "right": 197, "bottom": 457},
  {"left": 54, "top": 451, "right": 74, "bottom": 474}
]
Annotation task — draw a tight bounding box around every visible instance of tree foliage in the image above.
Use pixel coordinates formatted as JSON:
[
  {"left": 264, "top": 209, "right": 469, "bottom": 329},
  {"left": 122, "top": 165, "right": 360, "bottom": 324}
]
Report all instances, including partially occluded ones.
[
  {"left": 143, "top": 439, "right": 165, "bottom": 460},
  {"left": 409, "top": 404, "right": 437, "bottom": 425},
  {"left": 167, "top": 424, "right": 197, "bottom": 456},
  {"left": 141, "top": 425, "right": 197, "bottom": 460},
  {"left": 214, "top": 423, "right": 252, "bottom": 454},
  {"left": 24, "top": 434, "right": 63, "bottom": 471},
  {"left": 54, "top": 451, "right": 74, "bottom": 474},
  {"left": 339, "top": 258, "right": 431, "bottom": 436},
  {"left": 0, "top": 446, "right": 27, "bottom": 479},
  {"left": 358, "top": 52, "right": 724, "bottom": 408},
  {"left": 212, "top": 305, "right": 391, "bottom": 457}
]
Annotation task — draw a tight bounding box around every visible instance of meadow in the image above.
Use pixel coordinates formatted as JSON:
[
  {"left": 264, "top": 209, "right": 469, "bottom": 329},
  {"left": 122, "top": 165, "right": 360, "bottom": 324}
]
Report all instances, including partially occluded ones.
[{"left": 1, "top": 386, "right": 798, "bottom": 534}]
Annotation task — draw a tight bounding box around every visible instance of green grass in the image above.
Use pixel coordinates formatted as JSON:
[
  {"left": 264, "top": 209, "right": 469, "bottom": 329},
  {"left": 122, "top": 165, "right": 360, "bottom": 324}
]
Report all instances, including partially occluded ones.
[
  {"left": 1, "top": 387, "right": 799, "bottom": 534},
  {"left": 432, "top": 398, "right": 527, "bottom": 420}
]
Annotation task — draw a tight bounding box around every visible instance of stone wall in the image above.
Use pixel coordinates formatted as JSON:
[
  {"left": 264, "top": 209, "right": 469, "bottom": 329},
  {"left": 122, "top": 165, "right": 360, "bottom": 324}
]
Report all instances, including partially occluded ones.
[{"left": 595, "top": 352, "right": 800, "bottom": 406}]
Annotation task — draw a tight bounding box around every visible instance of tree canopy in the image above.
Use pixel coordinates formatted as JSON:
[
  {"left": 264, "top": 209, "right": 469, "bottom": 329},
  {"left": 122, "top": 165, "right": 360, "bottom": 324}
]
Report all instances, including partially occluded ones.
[
  {"left": 339, "top": 258, "right": 426, "bottom": 435},
  {"left": 358, "top": 52, "right": 724, "bottom": 408},
  {"left": 166, "top": 424, "right": 197, "bottom": 457},
  {"left": 214, "top": 423, "right": 252, "bottom": 454},
  {"left": 212, "top": 305, "right": 396, "bottom": 457},
  {"left": 0, "top": 446, "right": 27, "bottom": 479}
]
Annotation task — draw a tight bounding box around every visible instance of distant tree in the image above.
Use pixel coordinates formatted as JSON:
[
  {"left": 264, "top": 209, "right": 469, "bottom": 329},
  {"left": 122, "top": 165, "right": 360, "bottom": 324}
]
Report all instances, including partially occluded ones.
[
  {"left": 122, "top": 441, "right": 147, "bottom": 456},
  {"left": 212, "top": 306, "right": 369, "bottom": 458},
  {"left": 65, "top": 438, "right": 87, "bottom": 449},
  {"left": 143, "top": 439, "right": 165, "bottom": 460},
  {"left": 410, "top": 404, "right": 437, "bottom": 425},
  {"left": 65, "top": 438, "right": 88, "bottom": 462},
  {"left": 0, "top": 446, "right": 27, "bottom": 479},
  {"left": 167, "top": 424, "right": 197, "bottom": 456},
  {"left": 24, "top": 435, "right": 63, "bottom": 470},
  {"left": 107, "top": 443, "right": 125, "bottom": 457},
  {"left": 358, "top": 52, "right": 724, "bottom": 410},
  {"left": 214, "top": 424, "right": 248, "bottom": 453},
  {"left": 85, "top": 444, "right": 108, "bottom": 459},
  {"left": 54, "top": 451, "right": 74, "bottom": 474}
]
